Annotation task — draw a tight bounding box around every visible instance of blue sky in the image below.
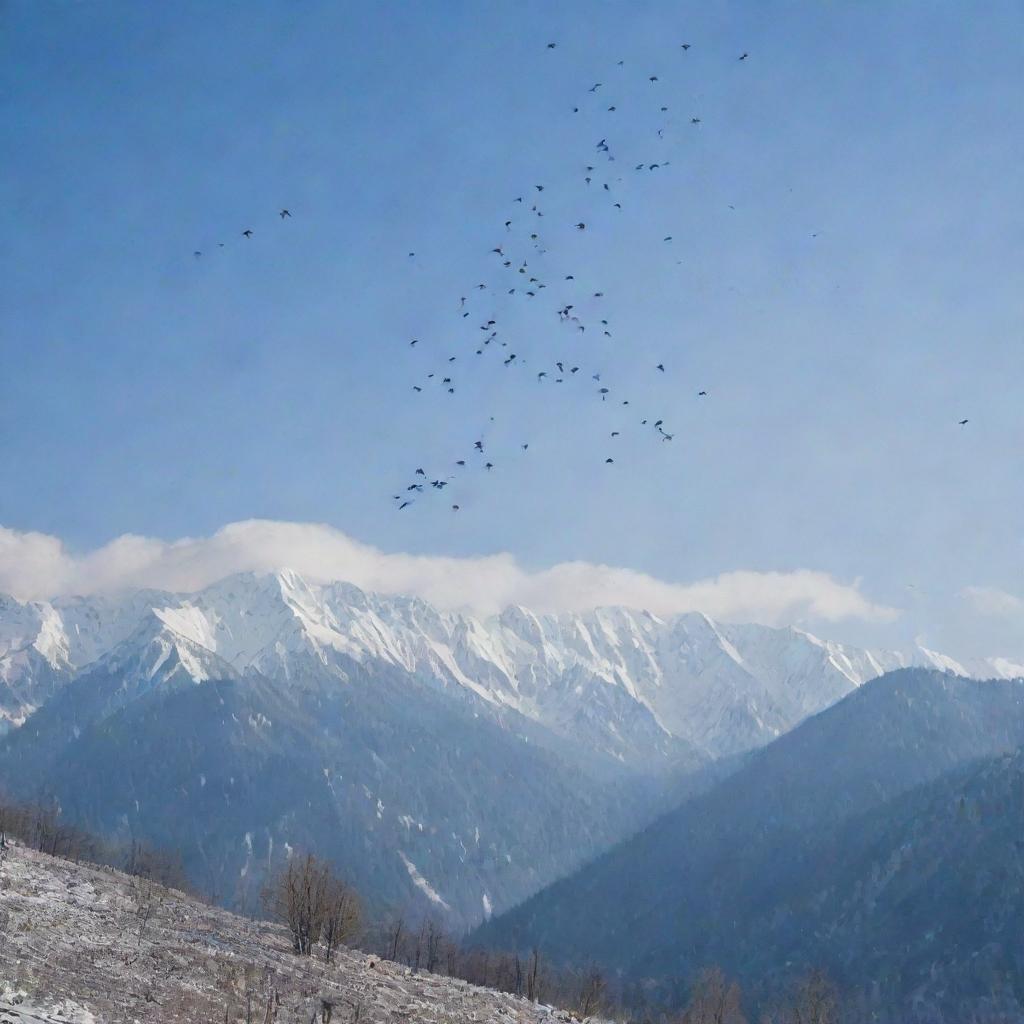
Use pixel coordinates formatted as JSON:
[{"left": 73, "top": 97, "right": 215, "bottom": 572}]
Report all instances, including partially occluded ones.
[{"left": 2, "top": 1, "right": 1022, "bottom": 659}]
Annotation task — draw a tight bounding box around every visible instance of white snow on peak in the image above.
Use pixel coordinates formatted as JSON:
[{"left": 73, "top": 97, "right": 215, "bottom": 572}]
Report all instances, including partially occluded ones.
[
  {"left": 988, "top": 657, "right": 1024, "bottom": 679},
  {"left": 916, "top": 645, "right": 970, "bottom": 677},
  {"left": 0, "top": 569, "right": 1019, "bottom": 757}
]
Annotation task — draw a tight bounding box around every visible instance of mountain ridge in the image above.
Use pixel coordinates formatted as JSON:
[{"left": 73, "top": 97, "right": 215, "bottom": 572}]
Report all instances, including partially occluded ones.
[{"left": 2, "top": 569, "right": 1015, "bottom": 763}]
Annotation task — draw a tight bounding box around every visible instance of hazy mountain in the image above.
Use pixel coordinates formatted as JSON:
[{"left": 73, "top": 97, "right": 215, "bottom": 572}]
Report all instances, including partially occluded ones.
[
  {"left": 0, "top": 569, "right": 1009, "bottom": 757},
  {"left": 475, "top": 669, "right": 1024, "bottom": 1020},
  {"left": 2, "top": 573, "right": 1016, "bottom": 932},
  {"left": 1, "top": 629, "right": 654, "bottom": 929}
]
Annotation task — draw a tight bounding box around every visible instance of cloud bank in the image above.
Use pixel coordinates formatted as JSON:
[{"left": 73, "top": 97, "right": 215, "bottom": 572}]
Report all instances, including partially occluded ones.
[
  {"left": 961, "top": 585, "right": 1024, "bottom": 620},
  {"left": 0, "top": 519, "right": 898, "bottom": 625}
]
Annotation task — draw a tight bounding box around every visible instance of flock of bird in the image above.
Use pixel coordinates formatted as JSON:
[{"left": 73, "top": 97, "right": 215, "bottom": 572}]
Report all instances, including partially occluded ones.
[
  {"left": 191, "top": 210, "right": 291, "bottom": 259},
  {"left": 189, "top": 41, "right": 970, "bottom": 517},
  {"left": 391, "top": 41, "right": 751, "bottom": 513}
]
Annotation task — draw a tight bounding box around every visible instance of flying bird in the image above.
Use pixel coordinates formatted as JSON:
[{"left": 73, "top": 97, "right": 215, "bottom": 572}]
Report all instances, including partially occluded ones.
[
  {"left": 739, "top": 52, "right": 749, "bottom": 60},
  {"left": 279, "top": 209, "right": 291, "bottom": 218},
  {"left": 546, "top": 42, "right": 557, "bottom": 48},
  {"left": 958, "top": 418, "right": 969, "bottom": 426},
  {"left": 698, "top": 390, "right": 708, "bottom": 396},
  {"left": 656, "top": 364, "right": 665, "bottom": 372},
  {"left": 242, "top": 229, "right": 253, "bottom": 238}
]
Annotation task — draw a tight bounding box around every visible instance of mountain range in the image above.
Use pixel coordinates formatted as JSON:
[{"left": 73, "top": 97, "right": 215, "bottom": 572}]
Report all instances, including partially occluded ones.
[
  {"left": 0, "top": 570, "right": 1018, "bottom": 935},
  {"left": 476, "top": 668, "right": 1024, "bottom": 1022}
]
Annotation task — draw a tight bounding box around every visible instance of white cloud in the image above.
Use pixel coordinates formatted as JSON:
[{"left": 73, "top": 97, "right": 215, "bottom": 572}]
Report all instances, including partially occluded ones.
[
  {"left": 0, "top": 519, "right": 898, "bottom": 626},
  {"left": 961, "top": 585, "right": 1024, "bottom": 620}
]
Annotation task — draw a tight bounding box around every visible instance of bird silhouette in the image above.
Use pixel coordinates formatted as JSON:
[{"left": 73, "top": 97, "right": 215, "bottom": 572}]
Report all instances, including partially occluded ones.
[
  {"left": 279, "top": 209, "right": 291, "bottom": 218},
  {"left": 242, "top": 229, "right": 253, "bottom": 238},
  {"left": 959, "top": 418, "right": 969, "bottom": 426}
]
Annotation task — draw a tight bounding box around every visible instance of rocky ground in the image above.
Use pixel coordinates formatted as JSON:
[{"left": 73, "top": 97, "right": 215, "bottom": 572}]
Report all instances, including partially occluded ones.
[{"left": 0, "top": 842, "right": 591, "bottom": 1024}]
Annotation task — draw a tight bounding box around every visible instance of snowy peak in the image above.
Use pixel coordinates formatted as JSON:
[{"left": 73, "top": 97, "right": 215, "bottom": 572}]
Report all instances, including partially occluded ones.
[
  {"left": 96, "top": 611, "right": 239, "bottom": 695},
  {"left": 0, "top": 571, "right": 1019, "bottom": 764}
]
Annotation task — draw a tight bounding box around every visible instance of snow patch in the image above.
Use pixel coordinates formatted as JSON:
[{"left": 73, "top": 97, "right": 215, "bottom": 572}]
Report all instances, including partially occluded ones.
[{"left": 399, "top": 852, "right": 450, "bottom": 910}]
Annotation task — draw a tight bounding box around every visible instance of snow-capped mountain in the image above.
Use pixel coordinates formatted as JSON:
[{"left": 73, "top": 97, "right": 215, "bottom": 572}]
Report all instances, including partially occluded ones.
[
  {"left": 1, "top": 570, "right": 1018, "bottom": 928},
  {"left": 0, "top": 569, "right": 1015, "bottom": 758}
]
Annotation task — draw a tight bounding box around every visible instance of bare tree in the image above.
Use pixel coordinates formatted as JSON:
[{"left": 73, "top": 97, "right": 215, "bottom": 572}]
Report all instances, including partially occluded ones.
[
  {"left": 526, "top": 946, "right": 542, "bottom": 1003},
  {"left": 321, "top": 876, "right": 361, "bottom": 963},
  {"left": 682, "top": 966, "right": 747, "bottom": 1024},
  {"left": 423, "top": 918, "right": 446, "bottom": 974},
  {"left": 385, "top": 913, "right": 405, "bottom": 962},
  {"left": 577, "top": 964, "right": 607, "bottom": 1019},
  {"left": 130, "top": 874, "right": 162, "bottom": 947},
  {"left": 775, "top": 969, "right": 839, "bottom": 1024},
  {"left": 263, "top": 852, "right": 332, "bottom": 956}
]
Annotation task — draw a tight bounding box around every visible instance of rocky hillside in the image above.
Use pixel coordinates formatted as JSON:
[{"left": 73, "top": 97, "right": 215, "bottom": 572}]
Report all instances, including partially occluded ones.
[{"left": 0, "top": 841, "right": 595, "bottom": 1024}]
